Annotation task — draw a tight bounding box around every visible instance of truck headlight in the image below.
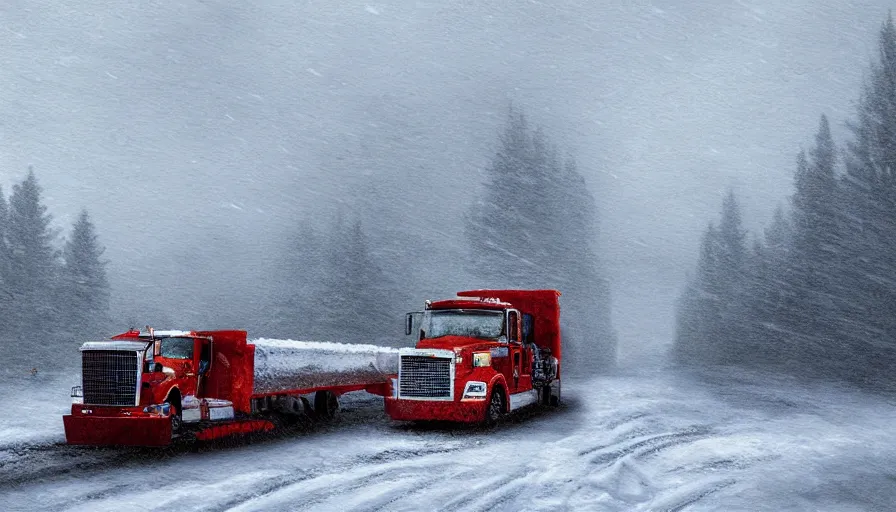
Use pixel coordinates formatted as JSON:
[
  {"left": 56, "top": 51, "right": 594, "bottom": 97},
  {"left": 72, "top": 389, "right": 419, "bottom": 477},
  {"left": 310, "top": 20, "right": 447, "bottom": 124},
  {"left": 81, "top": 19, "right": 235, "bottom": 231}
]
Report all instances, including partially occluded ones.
[
  {"left": 71, "top": 386, "right": 83, "bottom": 405},
  {"left": 463, "top": 381, "right": 488, "bottom": 399},
  {"left": 472, "top": 352, "right": 491, "bottom": 367}
]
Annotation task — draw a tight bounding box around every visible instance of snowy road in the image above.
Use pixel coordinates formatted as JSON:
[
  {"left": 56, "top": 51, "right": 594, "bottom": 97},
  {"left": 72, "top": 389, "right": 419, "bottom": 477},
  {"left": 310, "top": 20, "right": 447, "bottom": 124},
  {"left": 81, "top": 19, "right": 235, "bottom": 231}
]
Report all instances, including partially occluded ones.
[{"left": 2, "top": 368, "right": 895, "bottom": 511}]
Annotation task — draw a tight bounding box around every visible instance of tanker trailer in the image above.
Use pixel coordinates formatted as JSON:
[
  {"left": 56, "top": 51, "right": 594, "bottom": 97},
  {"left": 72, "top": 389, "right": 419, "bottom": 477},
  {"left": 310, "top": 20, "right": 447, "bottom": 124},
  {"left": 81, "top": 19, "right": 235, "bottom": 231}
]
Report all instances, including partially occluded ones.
[{"left": 64, "top": 329, "right": 398, "bottom": 446}]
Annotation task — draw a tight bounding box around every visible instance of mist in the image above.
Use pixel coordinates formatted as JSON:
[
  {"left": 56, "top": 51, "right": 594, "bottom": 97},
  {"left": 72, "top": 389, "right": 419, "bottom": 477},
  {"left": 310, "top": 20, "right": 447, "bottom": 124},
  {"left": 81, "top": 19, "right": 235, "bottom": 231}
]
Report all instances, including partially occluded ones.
[
  {"left": 0, "top": 0, "right": 888, "bottom": 362},
  {"left": 5, "top": 1, "right": 896, "bottom": 510}
]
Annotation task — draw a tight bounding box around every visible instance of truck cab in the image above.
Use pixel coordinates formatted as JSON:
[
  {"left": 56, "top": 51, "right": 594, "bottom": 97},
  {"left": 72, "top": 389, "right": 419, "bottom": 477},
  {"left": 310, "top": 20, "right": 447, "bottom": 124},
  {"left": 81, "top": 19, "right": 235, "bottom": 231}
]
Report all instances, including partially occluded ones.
[
  {"left": 64, "top": 329, "right": 237, "bottom": 446},
  {"left": 384, "top": 289, "right": 561, "bottom": 424}
]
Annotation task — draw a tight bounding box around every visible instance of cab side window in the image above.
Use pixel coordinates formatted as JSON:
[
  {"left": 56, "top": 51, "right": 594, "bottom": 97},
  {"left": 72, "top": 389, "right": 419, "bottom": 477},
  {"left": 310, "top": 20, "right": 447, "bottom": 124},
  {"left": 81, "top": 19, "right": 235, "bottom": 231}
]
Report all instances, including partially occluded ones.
[
  {"left": 523, "top": 314, "right": 535, "bottom": 344},
  {"left": 199, "top": 341, "right": 211, "bottom": 375},
  {"left": 508, "top": 311, "right": 520, "bottom": 342}
]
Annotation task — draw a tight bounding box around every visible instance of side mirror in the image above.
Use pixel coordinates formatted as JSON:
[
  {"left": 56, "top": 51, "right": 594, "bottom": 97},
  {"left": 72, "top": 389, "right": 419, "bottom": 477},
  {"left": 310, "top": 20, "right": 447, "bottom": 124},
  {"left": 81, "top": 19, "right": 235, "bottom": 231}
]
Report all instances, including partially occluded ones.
[{"left": 405, "top": 312, "right": 423, "bottom": 336}]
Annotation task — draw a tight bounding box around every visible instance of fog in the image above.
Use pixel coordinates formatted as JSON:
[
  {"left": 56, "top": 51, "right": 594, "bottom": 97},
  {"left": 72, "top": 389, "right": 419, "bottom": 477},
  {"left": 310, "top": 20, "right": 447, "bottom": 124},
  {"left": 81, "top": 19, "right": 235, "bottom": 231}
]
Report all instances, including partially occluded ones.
[
  {"left": 6, "top": 3, "right": 896, "bottom": 509},
  {"left": 0, "top": 1, "right": 891, "bottom": 355}
]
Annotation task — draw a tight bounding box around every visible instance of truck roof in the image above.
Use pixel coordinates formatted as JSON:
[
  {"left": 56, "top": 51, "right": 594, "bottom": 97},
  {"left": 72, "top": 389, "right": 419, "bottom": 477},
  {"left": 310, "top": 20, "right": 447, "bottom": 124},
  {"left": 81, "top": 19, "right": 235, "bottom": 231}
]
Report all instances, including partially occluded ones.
[
  {"left": 427, "top": 298, "right": 512, "bottom": 310},
  {"left": 111, "top": 329, "right": 207, "bottom": 340}
]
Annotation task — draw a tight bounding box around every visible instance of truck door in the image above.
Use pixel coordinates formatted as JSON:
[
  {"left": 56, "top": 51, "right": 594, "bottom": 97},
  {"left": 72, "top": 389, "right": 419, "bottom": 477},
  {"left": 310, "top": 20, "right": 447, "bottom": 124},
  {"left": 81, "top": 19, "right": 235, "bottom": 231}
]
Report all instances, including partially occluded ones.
[
  {"left": 196, "top": 338, "right": 212, "bottom": 397},
  {"left": 507, "top": 310, "right": 529, "bottom": 392}
]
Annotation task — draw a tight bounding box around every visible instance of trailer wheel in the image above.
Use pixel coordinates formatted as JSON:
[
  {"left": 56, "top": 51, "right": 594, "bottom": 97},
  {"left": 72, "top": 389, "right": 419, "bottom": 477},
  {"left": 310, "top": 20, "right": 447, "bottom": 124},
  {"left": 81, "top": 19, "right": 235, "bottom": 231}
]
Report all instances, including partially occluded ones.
[
  {"left": 314, "top": 390, "right": 339, "bottom": 420},
  {"left": 484, "top": 387, "right": 505, "bottom": 427}
]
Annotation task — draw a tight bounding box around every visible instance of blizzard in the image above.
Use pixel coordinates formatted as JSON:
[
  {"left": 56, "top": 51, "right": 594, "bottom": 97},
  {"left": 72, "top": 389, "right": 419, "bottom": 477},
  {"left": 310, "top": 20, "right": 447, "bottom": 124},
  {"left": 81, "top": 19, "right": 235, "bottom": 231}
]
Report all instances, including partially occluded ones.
[{"left": 2, "top": 366, "right": 893, "bottom": 511}]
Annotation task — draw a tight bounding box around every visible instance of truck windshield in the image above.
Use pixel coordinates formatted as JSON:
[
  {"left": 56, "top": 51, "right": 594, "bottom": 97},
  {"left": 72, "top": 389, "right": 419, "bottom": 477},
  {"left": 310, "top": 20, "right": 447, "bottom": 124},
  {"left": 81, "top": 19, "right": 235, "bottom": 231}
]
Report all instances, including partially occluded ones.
[
  {"left": 422, "top": 310, "right": 504, "bottom": 340},
  {"left": 159, "top": 337, "right": 194, "bottom": 359}
]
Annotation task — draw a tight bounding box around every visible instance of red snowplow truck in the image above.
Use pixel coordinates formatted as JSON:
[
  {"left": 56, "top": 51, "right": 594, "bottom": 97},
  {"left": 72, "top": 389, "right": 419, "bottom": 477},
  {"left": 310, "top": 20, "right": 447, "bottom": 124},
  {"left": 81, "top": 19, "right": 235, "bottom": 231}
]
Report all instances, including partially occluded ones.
[
  {"left": 64, "top": 329, "right": 397, "bottom": 446},
  {"left": 384, "top": 289, "right": 561, "bottom": 425}
]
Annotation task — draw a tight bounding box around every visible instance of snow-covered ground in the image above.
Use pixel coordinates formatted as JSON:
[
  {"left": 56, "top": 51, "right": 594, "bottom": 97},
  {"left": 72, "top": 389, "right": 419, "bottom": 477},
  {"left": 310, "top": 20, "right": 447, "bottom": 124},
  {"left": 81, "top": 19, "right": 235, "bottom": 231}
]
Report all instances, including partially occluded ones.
[
  {"left": 2, "top": 367, "right": 895, "bottom": 511},
  {"left": 0, "top": 370, "right": 75, "bottom": 449}
]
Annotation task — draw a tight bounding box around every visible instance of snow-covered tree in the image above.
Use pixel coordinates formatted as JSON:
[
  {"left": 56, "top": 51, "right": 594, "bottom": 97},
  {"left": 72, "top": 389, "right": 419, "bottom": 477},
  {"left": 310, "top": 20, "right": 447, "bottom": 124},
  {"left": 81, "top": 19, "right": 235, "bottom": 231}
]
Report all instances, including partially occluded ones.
[
  {"left": 6, "top": 169, "right": 60, "bottom": 336},
  {"left": 0, "top": 187, "right": 11, "bottom": 339},
  {"left": 675, "top": 191, "right": 750, "bottom": 366},
  {"left": 272, "top": 215, "right": 404, "bottom": 346},
  {"left": 61, "top": 210, "right": 110, "bottom": 335},
  {"left": 466, "top": 107, "right": 616, "bottom": 372},
  {"left": 317, "top": 218, "right": 399, "bottom": 345}
]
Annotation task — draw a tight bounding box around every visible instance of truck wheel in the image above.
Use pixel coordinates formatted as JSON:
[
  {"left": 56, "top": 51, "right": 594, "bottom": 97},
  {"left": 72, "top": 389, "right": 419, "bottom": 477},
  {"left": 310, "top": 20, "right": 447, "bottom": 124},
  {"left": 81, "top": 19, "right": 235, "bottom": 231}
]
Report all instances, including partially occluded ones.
[
  {"left": 484, "top": 388, "right": 505, "bottom": 427},
  {"left": 541, "top": 385, "right": 552, "bottom": 406},
  {"left": 171, "top": 406, "right": 183, "bottom": 433},
  {"left": 549, "top": 381, "right": 561, "bottom": 407},
  {"left": 314, "top": 390, "right": 339, "bottom": 420}
]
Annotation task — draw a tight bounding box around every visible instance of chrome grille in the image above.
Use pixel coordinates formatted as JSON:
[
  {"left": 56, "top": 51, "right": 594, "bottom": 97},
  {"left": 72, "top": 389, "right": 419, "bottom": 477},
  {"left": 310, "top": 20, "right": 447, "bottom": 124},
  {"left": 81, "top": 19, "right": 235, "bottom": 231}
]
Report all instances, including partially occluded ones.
[
  {"left": 82, "top": 350, "right": 139, "bottom": 406},
  {"left": 399, "top": 356, "right": 452, "bottom": 399}
]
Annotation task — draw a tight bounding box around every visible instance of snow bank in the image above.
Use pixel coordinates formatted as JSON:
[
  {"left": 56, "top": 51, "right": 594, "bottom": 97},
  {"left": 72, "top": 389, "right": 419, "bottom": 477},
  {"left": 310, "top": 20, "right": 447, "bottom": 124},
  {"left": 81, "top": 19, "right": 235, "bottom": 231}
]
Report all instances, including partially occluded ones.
[
  {"left": 0, "top": 370, "right": 76, "bottom": 448},
  {"left": 249, "top": 339, "right": 399, "bottom": 395}
]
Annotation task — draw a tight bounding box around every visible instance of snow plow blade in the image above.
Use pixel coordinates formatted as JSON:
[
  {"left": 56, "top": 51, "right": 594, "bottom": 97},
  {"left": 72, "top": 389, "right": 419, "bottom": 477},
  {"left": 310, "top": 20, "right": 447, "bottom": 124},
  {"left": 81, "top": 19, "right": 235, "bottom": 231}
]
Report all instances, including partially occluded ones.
[{"left": 63, "top": 413, "right": 172, "bottom": 447}]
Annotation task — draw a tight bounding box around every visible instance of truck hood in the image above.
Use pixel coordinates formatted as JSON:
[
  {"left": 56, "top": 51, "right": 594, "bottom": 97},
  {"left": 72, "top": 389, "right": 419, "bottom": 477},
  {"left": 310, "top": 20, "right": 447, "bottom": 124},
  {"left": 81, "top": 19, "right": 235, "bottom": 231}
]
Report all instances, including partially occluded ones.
[{"left": 415, "top": 336, "right": 498, "bottom": 352}]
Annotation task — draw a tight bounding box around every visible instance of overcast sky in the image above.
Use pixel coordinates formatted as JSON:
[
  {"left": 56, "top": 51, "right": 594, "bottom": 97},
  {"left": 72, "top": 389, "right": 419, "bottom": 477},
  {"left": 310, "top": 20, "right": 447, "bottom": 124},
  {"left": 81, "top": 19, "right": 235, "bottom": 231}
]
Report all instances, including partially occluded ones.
[{"left": 0, "top": 0, "right": 890, "bottom": 356}]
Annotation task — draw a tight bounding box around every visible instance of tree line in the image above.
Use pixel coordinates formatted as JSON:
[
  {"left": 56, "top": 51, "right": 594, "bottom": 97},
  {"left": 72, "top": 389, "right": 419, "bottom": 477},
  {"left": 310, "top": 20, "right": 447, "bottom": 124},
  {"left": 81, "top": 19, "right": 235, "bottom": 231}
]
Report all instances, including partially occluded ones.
[
  {"left": 269, "top": 107, "right": 617, "bottom": 373},
  {"left": 675, "top": 14, "right": 896, "bottom": 390},
  {"left": 0, "top": 169, "right": 110, "bottom": 367},
  {"left": 1, "top": 108, "right": 616, "bottom": 374}
]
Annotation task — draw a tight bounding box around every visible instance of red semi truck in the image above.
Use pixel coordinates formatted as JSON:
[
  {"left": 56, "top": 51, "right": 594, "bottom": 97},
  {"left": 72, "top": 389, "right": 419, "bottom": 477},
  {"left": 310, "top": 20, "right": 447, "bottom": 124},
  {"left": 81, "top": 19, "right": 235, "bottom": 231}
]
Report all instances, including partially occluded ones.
[
  {"left": 384, "top": 289, "right": 562, "bottom": 425},
  {"left": 64, "top": 329, "right": 397, "bottom": 446}
]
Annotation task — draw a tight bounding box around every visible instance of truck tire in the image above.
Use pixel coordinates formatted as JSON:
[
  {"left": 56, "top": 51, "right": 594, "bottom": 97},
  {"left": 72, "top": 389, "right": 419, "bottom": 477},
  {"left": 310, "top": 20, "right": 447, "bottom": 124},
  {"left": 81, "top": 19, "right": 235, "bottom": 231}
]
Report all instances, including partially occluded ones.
[
  {"left": 167, "top": 391, "right": 183, "bottom": 433},
  {"left": 171, "top": 408, "right": 183, "bottom": 433},
  {"left": 484, "top": 387, "right": 505, "bottom": 427},
  {"left": 550, "top": 381, "right": 561, "bottom": 407},
  {"left": 314, "top": 390, "right": 339, "bottom": 420}
]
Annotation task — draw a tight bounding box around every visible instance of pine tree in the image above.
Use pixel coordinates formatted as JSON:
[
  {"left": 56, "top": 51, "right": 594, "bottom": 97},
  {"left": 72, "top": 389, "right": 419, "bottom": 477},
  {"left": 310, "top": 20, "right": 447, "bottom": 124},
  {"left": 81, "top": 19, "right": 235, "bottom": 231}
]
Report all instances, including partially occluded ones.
[
  {"left": 743, "top": 206, "right": 794, "bottom": 367},
  {"left": 674, "top": 192, "right": 749, "bottom": 366},
  {"left": 466, "top": 108, "right": 541, "bottom": 285},
  {"left": 465, "top": 107, "right": 616, "bottom": 372},
  {"left": 842, "top": 14, "right": 896, "bottom": 386},
  {"left": 780, "top": 118, "right": 846, "bottom": 375},
  {"left": 6, "top": 169, "right": 60, "bottom": 337},
  {"left": 267, "top": 224, "right": 326, "bottom": 338},
  {"left": 61, "top": 210, "right": 110, "bottom": 335},
  {"left": 316, "top": 217, "right": 396, "bottom": 344},
  {"left": 674, "top": 223, "right": 723, "bottom": 364},
  {"left": 0, "top": 187, "right": 10, "bottom": 339},
  {"left": 715, "top": 191, "right": 749, "bottom": 363}
]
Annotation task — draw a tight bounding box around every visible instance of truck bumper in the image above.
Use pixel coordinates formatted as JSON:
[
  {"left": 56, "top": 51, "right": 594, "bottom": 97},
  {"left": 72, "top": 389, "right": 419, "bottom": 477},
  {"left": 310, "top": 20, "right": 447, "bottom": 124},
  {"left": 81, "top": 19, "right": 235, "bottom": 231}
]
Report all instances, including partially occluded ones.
[
  {"left": 63, "top": 412, "right": 172, "bottom": 447},
  {"left": 384, "top": 397, "right": 487, "bottom": 423}
]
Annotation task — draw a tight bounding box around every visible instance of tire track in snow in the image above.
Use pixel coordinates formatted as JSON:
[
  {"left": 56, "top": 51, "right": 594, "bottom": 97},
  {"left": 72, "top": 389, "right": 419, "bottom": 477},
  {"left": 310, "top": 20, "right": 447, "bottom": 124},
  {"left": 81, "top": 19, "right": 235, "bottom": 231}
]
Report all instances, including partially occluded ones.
[
  {"left": 658, "top": 478, "right": 737, "bottom": 512},
  {"left": 0, "top": 398, "right": 393, "bottom": 492},
  {"left": 205, "top": 471, "right": 323, "bottom": 512},
  {"left": 554, "top": 421, "right": 719, "bottom": 510},
  {"left": 600, "top": 411, "right": 650, "bottom": 431},
  {"left": 439, "top": 469, "right": 534, "bottom": 512},
  {"left": 216, "top": 444, "right": 464, "bottom": 512},
  {"left": 582, "top": 426, "right": 713, "bottom": 464},
  {"left": 0, "top": 443, "right": 148, "bottom": 489}
]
